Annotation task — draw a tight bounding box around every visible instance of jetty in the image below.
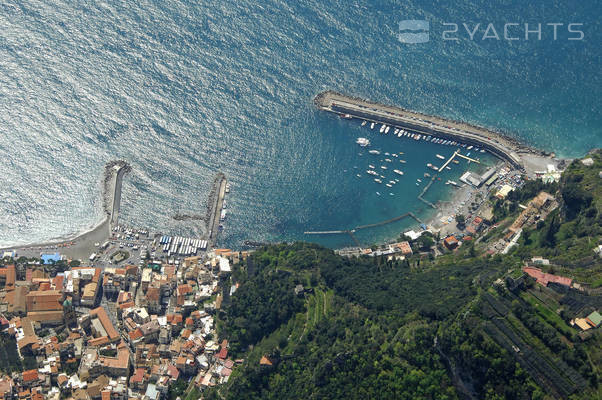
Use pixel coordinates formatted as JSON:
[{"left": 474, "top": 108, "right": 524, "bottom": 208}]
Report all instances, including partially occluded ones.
[
  {"left": 304, "top": 212, "right": 424, "bottom": 246},
  {"left": 314, "top": 91, "right": 525, "bottom": 169},
  {"left": 418, "top": 177, "right": 438, "bottom": 209},
  {"left": 436, "top": 150, "right": 480, "bottom": 173},
  {"left": 206, "top": 172, "right": 227, "bottom": 247},
  {"left": 107, "top": 161, "right": 131, "bottom": 228}
]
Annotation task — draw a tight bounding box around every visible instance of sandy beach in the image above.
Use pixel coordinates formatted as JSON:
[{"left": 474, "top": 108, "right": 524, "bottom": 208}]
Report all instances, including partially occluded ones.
[{"left": 0, "top": 160, "right": 130, "bottom": 261}]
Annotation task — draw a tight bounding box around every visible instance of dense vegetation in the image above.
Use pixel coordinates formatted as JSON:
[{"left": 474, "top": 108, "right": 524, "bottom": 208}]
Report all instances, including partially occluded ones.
[
  {"left": 206, "top": 152, "right": 602, "bottom": 399},
  {"left": 0, "top": 335, "right": 23, "bottom": 373},
  {"left": 219, "top": 264, "right": 304, "bottom": 355}
]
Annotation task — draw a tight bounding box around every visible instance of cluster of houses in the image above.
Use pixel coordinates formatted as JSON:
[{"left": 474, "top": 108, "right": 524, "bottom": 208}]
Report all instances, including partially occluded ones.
[
  {"left": 502, "top": 259, "right": 602, "bottom": 336},
  {"left": 0, "top": 248, "right": 250, "bottom": 400},
  {"left": 442, "top": 216, "right": 485, "bottom": 251}
]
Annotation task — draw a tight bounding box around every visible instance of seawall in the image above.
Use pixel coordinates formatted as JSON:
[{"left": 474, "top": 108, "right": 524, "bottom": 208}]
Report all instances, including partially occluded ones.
[{"left": 314, "top": 91, "right": 543, "bottom": 170}]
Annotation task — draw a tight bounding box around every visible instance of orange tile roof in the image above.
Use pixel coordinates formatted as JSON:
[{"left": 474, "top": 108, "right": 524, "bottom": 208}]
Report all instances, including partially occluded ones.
[
  {"left": 27, "top": 311, "right": 64, "bottom": 324},
  {"left": 213, "top": 249, "right": 232, "bottom": 255},
  {"left": 146, "top": 287, "right": 160, "bottom": 302},
  {"left": 177, "top": 284, "right": 192, "bottom": 295},
  {"left": 129, "top": 329, "right": 143, "bottom": 341},
  {"left": 57, "top": 375, "right": 68, "bottom": 386},
  {"left": 22, "top": 370, "right": 38, "bottom": 382},
  {"left": 26, "top": 290, "right": 63, "bottom": 312},
  {"left": 88, "top": 336, "right": 110, "bottom": 347},
  {"left": 99, "top": 345, "right": 130, "bottom": 370},
  {"left": 217, "top": 347, "right": 228, "bottom": 360},
  {"left": 90, "top": 307, "right": 119, "bottom": 340},
  {"left": 130, "top": 368, "right": 145, "bottom": 384},
  {"left": 118, "top": 301, "right": 135, "bottom": 310},
  {"left": 17, "top": 336, "right": 38, "bottom": 350},
  {"left": 176, "top": 355, "right": 187, "bottom": 366},
  {"left": 523, "top": 267, "right": 572, "bottom": 287},
  {"left": 0, "top": 265, "right": 16, "bottom": 290},
  {"left": 6, "top": 286, "right": 28, "bottom": 313}
]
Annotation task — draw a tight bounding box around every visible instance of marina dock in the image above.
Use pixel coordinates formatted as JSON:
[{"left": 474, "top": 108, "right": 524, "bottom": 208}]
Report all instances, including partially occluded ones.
[
  {"left": 314, "top": 91, "right": 524, "bottom": 169},
  {"left": 436, "top": 150, "right": 480, "bottom": 173}
]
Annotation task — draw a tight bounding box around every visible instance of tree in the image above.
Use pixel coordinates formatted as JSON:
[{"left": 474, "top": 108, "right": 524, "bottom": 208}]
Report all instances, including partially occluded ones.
[{"left": 455, "top": 214, "right": 466, "bottom": 228}]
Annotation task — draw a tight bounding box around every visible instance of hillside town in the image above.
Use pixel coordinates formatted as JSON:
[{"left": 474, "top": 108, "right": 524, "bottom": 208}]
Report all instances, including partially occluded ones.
[{"left": 0, "top": 237, "right": 250, "bottom": 400}]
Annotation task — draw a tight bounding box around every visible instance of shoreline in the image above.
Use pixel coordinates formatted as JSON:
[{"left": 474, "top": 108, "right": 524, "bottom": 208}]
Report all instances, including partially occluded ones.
[
  {"left": 2, "top": 91, "right": 574, "bottom": 256},
  {"left": 0, "top": 160, "right": 130, "bottom": 260}
]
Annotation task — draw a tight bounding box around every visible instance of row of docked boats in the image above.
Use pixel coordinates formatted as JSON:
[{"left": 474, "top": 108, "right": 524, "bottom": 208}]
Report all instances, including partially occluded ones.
[{"left": 361, "top": 121, "right": 487, "bottom": 153}]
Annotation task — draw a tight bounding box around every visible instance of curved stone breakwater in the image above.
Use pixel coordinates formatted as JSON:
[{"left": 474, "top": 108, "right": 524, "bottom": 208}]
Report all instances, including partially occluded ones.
[{"left": 314, "top": 91, "right": 551, "bottom": 170}]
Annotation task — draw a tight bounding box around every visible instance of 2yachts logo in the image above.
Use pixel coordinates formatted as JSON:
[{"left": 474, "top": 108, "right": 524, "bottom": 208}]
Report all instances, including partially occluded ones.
[
  {"left": 398, "top": 20, "right": 430, "bottom": 43},
  {"left": 398, "top": 20, "right": 585, "bottom": 44}
]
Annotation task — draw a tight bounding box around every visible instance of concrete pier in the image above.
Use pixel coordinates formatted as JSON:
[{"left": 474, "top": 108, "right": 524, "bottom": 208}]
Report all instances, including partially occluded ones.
[
  {"left": 206, "top": 172, "right": 227, "bottom": 247},
  {"left": 315, "top": 91, "right": 524, "bottom": 169},
  {"left": 304, "top": 212, "right": 424, "bottom": 246},
  {"left": 418, "top": 177, "right": 438, "bottom": 209},
  {"left": 108, "top": 163, "right": 129, "bottom": 227}
]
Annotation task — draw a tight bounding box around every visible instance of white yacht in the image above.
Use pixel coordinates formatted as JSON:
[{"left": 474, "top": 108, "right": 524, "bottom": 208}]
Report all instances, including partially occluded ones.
[{"left": 356, "top": 137, "right": 370, "bottom": 147}]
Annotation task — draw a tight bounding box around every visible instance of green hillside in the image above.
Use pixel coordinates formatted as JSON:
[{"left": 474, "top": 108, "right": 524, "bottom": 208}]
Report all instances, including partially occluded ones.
[{"left": 206, "top": 150, "right": 602, "bottom": 400}]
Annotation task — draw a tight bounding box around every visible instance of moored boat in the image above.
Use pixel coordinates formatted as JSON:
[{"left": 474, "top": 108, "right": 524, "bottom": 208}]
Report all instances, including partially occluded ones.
[{"left": 356, "top": 137, "right": 370, "bottom": 147}]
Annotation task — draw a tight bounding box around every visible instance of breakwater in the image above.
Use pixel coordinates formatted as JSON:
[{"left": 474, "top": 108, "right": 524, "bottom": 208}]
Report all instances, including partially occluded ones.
[
  {"left": 314, "top": 91, "right": 532, "bottom": 169},
  {"left": 205, "top": 172, "right": 227, "bottom": 246},
  {"left": 105, "top": 160, "right": 131, "bottom": 227},
  {"left": 305, "top": 212, "right": 423, "bottom": 247}
]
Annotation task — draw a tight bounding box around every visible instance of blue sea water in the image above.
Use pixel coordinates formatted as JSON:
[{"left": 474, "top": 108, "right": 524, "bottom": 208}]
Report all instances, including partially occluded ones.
[{"left": 0, "top": 1, "right": 600, "bottom": 248}]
